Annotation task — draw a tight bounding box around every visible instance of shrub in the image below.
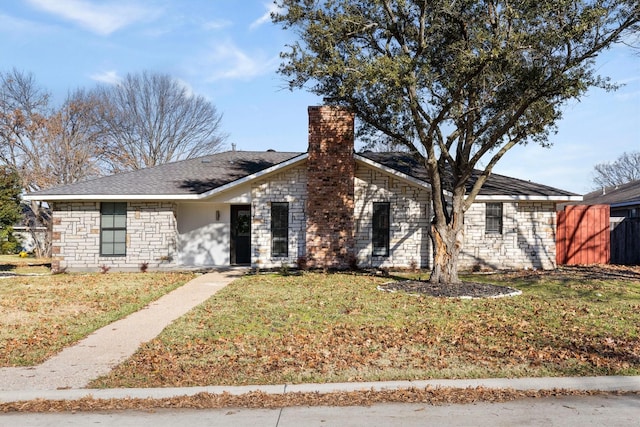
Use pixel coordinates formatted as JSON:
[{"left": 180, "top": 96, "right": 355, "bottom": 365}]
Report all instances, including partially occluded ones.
[{"left": 296, "top": 256, "right": 308, "bottom": 270}]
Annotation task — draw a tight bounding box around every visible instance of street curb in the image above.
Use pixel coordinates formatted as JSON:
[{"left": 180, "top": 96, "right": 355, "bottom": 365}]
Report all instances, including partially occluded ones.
[{"left": 1, "top": 376, "right": 639, "bottom": 403}]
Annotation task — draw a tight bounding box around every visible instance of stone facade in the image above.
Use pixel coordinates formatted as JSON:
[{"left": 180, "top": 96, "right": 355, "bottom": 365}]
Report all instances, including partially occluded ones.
[
  {"left": 353, "top": 164, "right": 431, "bottom": 269},
  {"left": 249, "top": 160, "right": 433, "bottom": 270},
  {"left": 251, "top": 165, "right": 308, "bottom": 269},
  {"left": 305, "top": 106, "right": 356, "bottom": 268},
  {"left": 51, "top": 201, "right": 178, "bottom": 272},
  {"left": 50, "top": 195, "right": 559, "bottom": 272},
  {"left": 459, "top": 201, "right": 558, "bottom": 270}
]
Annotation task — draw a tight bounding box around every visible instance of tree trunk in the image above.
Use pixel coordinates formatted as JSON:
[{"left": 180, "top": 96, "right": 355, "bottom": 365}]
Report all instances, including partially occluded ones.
[
  {"left": 429, "top": 218, "right": 464, "bottom": 284},
  {"left": 28, "top": 200, "right": 52, "bottom": 258}
]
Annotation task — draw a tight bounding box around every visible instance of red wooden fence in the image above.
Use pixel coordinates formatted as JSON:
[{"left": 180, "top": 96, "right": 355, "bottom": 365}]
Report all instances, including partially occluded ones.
[{"left": 556, "top": 205, "right": 610, "bottom": 265}]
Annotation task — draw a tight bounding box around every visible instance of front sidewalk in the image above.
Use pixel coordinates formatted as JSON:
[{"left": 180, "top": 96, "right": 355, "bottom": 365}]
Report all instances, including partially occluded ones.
[{"left": 1, "top": 375, "right": 639, "bottom": 404}]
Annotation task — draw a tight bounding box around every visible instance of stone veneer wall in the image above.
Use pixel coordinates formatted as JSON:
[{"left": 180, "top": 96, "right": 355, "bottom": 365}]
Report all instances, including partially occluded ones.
[
  {"left": 353, "top": 164, "right": 431, "bottom": 269},
  {"left": 459, "top": 201, "right": 557, "bottom": 270},
  {"left": 51, "top": 201, "right": 178, "bottom": 272},
  {"left": 251, "top": 165, "right": 308, "bottom": 269},
  {"left": 305, "top": 106, "right": 356, "bottom": 268}
]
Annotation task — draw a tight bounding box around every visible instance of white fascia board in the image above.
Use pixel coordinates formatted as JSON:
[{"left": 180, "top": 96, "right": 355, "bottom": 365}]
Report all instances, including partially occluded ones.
[
  {"left": 22, "top": 193, "right": 199, "bottom": 202},
  {"left": 355, "top": 154, "right": 432, "bottom": 191},
  {"left": 22, "top": 153, "right": 310, "bottom": 202},
  {"left": 472, "top": 195, "right": 584, "bottom": 202}
]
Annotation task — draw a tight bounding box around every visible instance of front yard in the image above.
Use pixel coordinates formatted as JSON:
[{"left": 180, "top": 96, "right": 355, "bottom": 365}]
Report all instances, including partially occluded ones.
[
  {"left": 0, "top": 268, "right": 194, "bottom": 366},
  {"left": 89, "top": 265, "right": 640, "bottom": 388},
  {"left": 1, "top": 262, "right": 638, "bottom": 387}
]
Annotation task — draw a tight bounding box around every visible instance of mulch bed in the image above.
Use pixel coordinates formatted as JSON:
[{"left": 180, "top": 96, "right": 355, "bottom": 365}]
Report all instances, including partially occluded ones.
[{"left": 378, "top": 280, "right": 521, "bottom": 298}]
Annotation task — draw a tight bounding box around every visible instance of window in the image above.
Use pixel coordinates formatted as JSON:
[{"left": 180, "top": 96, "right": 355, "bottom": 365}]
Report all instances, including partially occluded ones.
[
  {"left": 271, "top": 202, "right": 289, "bottom": 257},
  {"left": 372, "top": 202, "right": 390, "bottom": 256},
  {"left": 485, "top": 202, "right": 503, "bottom": 234},
  {"left": 101, "top": 202, "right": 127, "bottom": 256}
]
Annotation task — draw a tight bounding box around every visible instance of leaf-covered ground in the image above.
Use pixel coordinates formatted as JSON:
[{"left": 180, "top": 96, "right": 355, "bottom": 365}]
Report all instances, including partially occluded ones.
[
  {"left": 0, "top": 272, "right": 194, "bottom": 366},
  {"left": 91, "top": 266, "right": 640, "bottom": 388},
  {"left": 3, "top": 388, "right": 636, "bottom": 413}
]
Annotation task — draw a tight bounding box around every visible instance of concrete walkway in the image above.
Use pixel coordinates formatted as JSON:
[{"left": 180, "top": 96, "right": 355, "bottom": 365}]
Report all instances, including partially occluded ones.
[
  {"left": 0, "top": 269, "right": 246, "bottom": 392},
  {"left": 2, "top": 375, "right": 640, "bottom": 403}
]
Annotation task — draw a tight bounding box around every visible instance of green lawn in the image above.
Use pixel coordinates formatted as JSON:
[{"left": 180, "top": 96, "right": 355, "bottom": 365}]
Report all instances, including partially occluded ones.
[
  {"left": 90, "top": 267, "right": 640, "bottom": 388},
  {"left": 0, "top": 272, "right": 195, "bottom": 366}
]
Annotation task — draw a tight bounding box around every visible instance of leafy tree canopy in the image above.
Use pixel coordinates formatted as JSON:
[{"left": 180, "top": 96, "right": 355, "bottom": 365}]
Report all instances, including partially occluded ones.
[
  {"left": 274, "top": 0, "right": 640, "bottom": 283},
  {"left": 0, "top": 167, "right": 22, "bottom": 229}
]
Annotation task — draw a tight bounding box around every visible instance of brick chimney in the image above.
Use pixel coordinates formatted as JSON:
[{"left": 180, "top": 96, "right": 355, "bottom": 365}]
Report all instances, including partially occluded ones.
[{"left": 305, "top": 106, "right": 355, "bottom": 269}]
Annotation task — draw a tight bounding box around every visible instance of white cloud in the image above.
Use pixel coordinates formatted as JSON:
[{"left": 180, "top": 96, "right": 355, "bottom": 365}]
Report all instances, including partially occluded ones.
[
  {"left": 26, "top": 0, "right": 157, "bottom": 35},
  {"left": 249, "top": 2, "right": 281, "bottom": 30},
  {"left": 90, "top": 70, "right": 121, "bottom": 85},
  {"left": 203, "top": 19, "right": 232, "bottom": 31},
  {"left": 205, "top": 41, "right": 279, "bottom": 81}
]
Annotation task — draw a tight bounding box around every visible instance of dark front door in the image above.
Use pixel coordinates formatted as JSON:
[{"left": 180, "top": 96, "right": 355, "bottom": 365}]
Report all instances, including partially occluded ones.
[{"left": 231, "top": 205, "right": 251, "bottom": 265}]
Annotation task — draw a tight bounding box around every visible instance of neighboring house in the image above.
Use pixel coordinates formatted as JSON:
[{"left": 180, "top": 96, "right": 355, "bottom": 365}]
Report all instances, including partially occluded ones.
[
  {"left": 579, "top": 180, "right": 640, "bottom": 265},
  {"left": 13, "top": 204, "right": 49, "bottom": 254},
  {"left": 582, "top": 180, "right": 640, "bottom": 219},
  {"left": 24, "top": 106, "right": 581, "bottom": 272},
  {"left": 11, "top": 225, "right": 47, "bottom": 253}
]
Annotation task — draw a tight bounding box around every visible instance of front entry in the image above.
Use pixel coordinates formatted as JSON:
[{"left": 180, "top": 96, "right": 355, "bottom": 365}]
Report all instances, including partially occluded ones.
[{"left": 230, "top": 205, "right": 251, "bottom": 265}]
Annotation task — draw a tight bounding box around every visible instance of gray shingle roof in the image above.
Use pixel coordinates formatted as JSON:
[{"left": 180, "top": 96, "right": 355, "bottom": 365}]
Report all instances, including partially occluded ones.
[
  {"left": 359, "top": 152, "right": 579, "bottom": 198},
  {"left": 581, "top": 180, "right": 640, "bottom": 206},
  {"left": 29, "top": 151, "right": 303, "bottom": 197},
  {"left": 26, "top": 150, "right": 578, "bottom": 200}
]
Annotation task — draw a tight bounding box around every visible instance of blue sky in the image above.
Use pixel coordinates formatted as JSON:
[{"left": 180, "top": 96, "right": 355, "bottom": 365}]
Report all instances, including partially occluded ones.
[{"left": 1, "top": 0, "right": 638, "bottom": 195}]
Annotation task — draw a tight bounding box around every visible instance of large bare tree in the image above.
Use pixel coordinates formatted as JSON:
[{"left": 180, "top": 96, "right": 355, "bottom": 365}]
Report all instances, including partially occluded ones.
[
  {"left": 592, "top": 150, "right": 640, "bottom": 188},
  {"left": 0, "top": 70, "right": 104, "bottom": 256},
  {"left": 0, "top": 68, "right": 50, "bottom": 178},
  {"left": 95, "top": 71, "right": 227, "bottom": 172},
  {"left": 274, "top": 0, "right": 640, "bottom": 284}
]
